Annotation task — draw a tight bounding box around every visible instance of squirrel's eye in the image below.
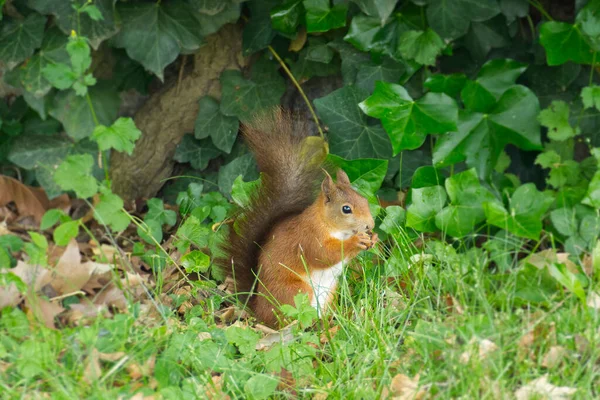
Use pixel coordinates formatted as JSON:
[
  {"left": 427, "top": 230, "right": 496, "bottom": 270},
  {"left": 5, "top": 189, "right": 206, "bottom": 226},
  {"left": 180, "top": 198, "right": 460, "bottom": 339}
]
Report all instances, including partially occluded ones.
[{"left": 342, "top": 205, "right": 352, "bottom": 214}]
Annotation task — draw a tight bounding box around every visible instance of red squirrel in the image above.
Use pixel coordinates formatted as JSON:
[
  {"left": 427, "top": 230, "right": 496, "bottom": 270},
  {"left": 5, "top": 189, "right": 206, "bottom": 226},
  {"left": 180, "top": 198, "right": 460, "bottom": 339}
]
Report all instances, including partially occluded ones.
[{"left": 218, "top": 110, "right": 378, "bottom": 328}]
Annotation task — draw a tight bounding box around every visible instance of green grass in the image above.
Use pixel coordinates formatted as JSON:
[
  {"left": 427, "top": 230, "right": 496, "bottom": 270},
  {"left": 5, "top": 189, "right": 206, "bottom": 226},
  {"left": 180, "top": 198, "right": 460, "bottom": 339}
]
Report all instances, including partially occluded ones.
[{"left": 1, "top": 229, "right": 599, "bottom": 399}]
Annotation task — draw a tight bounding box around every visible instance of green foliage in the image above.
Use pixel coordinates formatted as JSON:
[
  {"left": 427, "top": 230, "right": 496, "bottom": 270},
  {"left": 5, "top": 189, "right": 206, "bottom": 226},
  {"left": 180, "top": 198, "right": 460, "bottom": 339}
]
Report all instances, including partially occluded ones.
[
  {"left": 92, "top": 117, "right": 142, "bottom": 155},
  {"left": 280, "top": 293, "right": 318, "bottom": 328}
]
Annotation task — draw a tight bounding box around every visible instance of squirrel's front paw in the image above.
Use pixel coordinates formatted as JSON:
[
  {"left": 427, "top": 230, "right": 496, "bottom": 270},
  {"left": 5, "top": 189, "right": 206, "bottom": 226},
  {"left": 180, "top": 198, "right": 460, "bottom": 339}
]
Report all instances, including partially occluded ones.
[{"left": 356, "top": 232, "right": 373, "bottom": 250}]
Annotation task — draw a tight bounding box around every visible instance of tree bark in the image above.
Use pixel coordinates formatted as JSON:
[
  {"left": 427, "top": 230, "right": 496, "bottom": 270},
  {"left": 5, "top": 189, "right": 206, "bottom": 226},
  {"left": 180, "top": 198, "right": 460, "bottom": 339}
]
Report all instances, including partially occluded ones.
[{"left": 110, "top": 24, "right": 246, "bottom": 203}]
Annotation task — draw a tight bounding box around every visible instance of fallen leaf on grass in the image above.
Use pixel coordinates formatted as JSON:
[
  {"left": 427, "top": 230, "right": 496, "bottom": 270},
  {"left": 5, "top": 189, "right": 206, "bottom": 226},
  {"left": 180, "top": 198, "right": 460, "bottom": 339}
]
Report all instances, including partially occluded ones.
[
  {"left": 129, "top": 394, "right": 156, "bottom": 400},
  {"left": 62, "top": 303, "right": 109, "bottom": 325},
  {"left": 83, "top": 349, "right": 102, "bottom": 384},
  {"left": 320, "top": 325, "right": 340, "bottom": 344},
  {"left": 0, "top": 175, "right": 49, "bottom": 222},
  {"left": 522, "top": 250, "right": 578, "bottom": 274},
  {"left": 24, "top": 297, "right": 65, "bottom": 329},
  {"left": 459, "top": 338, "right": 499, "bottom": 364},
  {"left": 49, "top": 240, "right": 92, "bottom": 294},
  {"left": 541, "top": 346, "right": 567, "bottom": 369},
  {"left": 94, "top": 285, "right": 127, "bottom": 311},
  {"left": 514, "top": 375, "right": 576, "bottom": 400},
  {"left": 127, "top": 355, "right": 155, "bottom": 381},
  {"left": 0, "top": 261, "right": 51, "bottom": 308},
  {"left": 0, "top": 176, "right": 70, "bottom": 223},
  {"left": 586, "top": 292, "right": 600, "bottom": 309},
  {"left": 98, "top": 352, "right": 127, "bottom": 362},
  {"left": 256, "top": 322, "right": 297, "bottom": 351},
  {"left": 518, "top": 320, "right": 556, "bottom": 361},
  {"left": 386, "top": 374, "right": 426, "bottom": 400}
]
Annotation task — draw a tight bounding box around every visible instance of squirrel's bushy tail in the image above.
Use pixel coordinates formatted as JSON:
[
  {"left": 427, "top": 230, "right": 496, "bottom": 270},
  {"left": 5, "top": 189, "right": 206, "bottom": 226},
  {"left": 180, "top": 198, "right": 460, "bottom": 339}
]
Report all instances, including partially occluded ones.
[{"left": 218, "top": 109, "right": 324, "bottom": 296}]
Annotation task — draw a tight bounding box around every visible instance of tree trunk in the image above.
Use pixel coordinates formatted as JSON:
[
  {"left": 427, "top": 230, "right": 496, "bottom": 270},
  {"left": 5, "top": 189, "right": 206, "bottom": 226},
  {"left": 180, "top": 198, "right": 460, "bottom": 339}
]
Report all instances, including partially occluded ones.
[{"left": 110, "top": 24, "right": 246, "bottom": 203}]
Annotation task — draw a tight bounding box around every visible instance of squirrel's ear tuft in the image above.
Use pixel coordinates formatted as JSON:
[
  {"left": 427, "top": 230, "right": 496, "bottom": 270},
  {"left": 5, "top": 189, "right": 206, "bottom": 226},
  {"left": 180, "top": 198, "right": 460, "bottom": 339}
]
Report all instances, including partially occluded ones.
[
  {"left": 321, "top": 171, "right": 334, "bottom": 202},
  {"left": 336, "top": 169, "right": 350, "bottom": 185}
]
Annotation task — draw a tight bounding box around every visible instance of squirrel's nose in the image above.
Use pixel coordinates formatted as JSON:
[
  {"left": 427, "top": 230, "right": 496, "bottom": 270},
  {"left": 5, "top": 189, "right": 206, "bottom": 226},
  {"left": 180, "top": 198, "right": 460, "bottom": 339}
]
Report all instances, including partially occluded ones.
[{"left": 366, "top": 223, "right": 373, "bottom": 230}]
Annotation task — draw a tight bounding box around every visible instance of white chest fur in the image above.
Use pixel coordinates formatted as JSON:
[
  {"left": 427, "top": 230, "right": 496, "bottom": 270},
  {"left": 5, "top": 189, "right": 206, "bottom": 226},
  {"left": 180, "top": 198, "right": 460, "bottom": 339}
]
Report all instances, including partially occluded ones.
[{"left": 308, "top": 261, "right": 344, "bottom": 315}]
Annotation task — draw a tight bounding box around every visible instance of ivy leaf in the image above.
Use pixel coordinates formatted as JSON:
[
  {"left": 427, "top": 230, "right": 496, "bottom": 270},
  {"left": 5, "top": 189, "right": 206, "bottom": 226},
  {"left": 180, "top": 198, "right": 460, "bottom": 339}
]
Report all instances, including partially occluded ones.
[
  {"left": 145, "top": 198, "right": 177, "bottom": 227},
  {"left": 194, "top": 1, "right": 242, "bottom": 36},
  {"left": 350, "top": 0, "right": 399, "bottom": 25},
  {"left": 397, "top": 29, "right": 444, "bottom": 66},
  {"left": 27, "top": 0, "right": 118, "bottom": 49},
  {"left": 94, "top": 187, "right": 130, "bottom": 232},
  {"left": 92, "top": 117, "right": 142, "bottom": 155},
  {"left": 41, "top": 63, "right": 77, "bottom": 90},
  {"left": 218, "top": 153, "right": 259, "bottom": 197},
  {"left": 578, "top": 0, "right": 600, "bottom": 51},
  {"left": 535, "top": 150, "right": 581, "bottom": 189},
  {"left": 355, "top": 57, "right": 405, "bottom": 93},
  {"left": 460, "top": 59, "right": 527, "bottom": 113},
  {"left": 54, "top": 154, "right": 98, "bottom": 199},
  {"left": 326, "top": 154, "right": 388, "bottom": 198},
  {"left": 175, "top": 216, "right": 210, "bottom": 253},
  {"left": 582, "top": 166, "right": 600, "bottom": 208},
  {"left": 581, "top": 85, "right": 600, "bottom": 110},
  {"left": 53, "top": 220, "right": 80, "bottom": 246},
  {"left": 220, "top": 58, "right": 286, "bottom": 122},
  {"left": 112, "top": 0, "right": 204, "bottom": 80},
  {"left": 539, "top": 22, "right": 596, "bottom": 66},
  {"left": 359, "top": 81, "right": 458, "bottom": 154},
  {"left": 0, "top": 13, "right": 46, "bottom": 68},
  {"left": 243, "top": 0, "right": 277, "bottom": 55},
  {"left": 483, "top": 183, "right": 553, "bottom": 240},
  {"left": 173, "top": 135, "right": 221, "bottom": 170},
  {"left": 344, "top": 15, "right": 382, "bottom": 52},
  {"left": 181, "top": 250, "right": 211, "bottom": 274},
  {"left": 12, "top": 28, "right": 69, "bottom": 98},
  {"left": 500, "top": 0, "right": 529, "bottom": 23},
  {"left": 380, "top": 205, "right": 406, "bottom": 236},
  {"left": 426, "top": 0, "right": 500, "bottom": 40},
  {"left": 315, "top": 86, "right": 392, "bottom": 159},
  {"left": 304, "top": 0, "right": 348, "bottom": 33},
  {"left": 195, "top": 97, "right": 239, "bottom": 153},
  {"left": 538, "top": 101, "right": 580, "bottom": 141},
  {"left": 434, "top": 86, "right": 542, "bottom": 179},
  {"left": 244, "top": 375, "right": 279, "bottom": 400},
  {"left": 463, "top": 17, "right": 510, "bottom": 61},
  {"left": 50, "top": 83, "right": 120, "bottom": 140},
  {"left": 231, "top": 175, "right": 261, "bottom": 208},
  {"left": 271, "top": 0, "right": 303, "bottom": 34},
  {"left": 424, "top": 73, "right": 467, "bottom": 98},
  {"left": 434, "top": 169, "right": 498, "bottom": 237},
  {"left": 550, "top": 207, "right": 579, "bottom": 237},
  {"left": 406, "top": 186, "right": 447, "bottom": 232},
  {"left": 137, "top": 219, "right": 163, "bottom": 244}
]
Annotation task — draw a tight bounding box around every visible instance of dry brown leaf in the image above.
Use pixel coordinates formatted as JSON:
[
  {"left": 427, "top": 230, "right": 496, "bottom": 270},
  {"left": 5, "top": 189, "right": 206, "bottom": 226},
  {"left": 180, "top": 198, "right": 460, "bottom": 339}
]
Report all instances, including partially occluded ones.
[
  {"left": 586, "top": 292, "right": 600, "bottom": 309},
  {"left": 0, "top": 261, "right": 52, "bottom": 308},
  {"left": 514, "top": 375, "right": 576, "bottom": 400},
  {"left": 83, "top": 349, "right": 102, "bottom": 383},
  {"left": 320, "top": 325, "right": 340, "bottom": 344},
  {"left": 459, "top": 338, "right": 499, "bottom": 364},
  {"left": 127, "top": 355, "right": 156, "bottom": 381},
  {"left": 445, "top": 295, "right": 464, "bottom": 314},
  {"left": 0, "top": 175, "right": 48, "bottom": 222},
  {"left": 94, "top": 285, "right": 127, "bottom": 311},
  {"left": 523, "top": 250, "right": 578, "bottom": 274},
  {"left": 129, "top": 394, "right": 156, "bottom": 400},
  {"left": 49, "top": 240, "right": 97, "bottom": 295},
  {"left": 518, "top": 321, "right": 556, "bottom": 361},
  {"left": 388, "top": 374, "right": 426, "bottom": 400},
  {"left": 541, "top": 346, "right": 567, "bottom": 369},
  {"left": 98, "top": 352, "right": 127, "bottom": 362},
  {"left": 205, "top": 375, "right": 231, "bottom": 400},
  {"left": 256, "top": 322, "right": 297, "bottom": 351},
  {"left": 63, "top": 303, "right": 109, "bottom": 325},
  {"left": 24, "top": 297, "right": 64, "bottom": 329}
]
